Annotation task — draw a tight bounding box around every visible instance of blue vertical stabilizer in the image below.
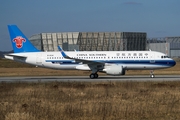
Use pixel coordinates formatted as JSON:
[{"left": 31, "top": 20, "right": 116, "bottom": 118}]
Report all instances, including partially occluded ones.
[{"left": 8, "top": 25, "right": 40, "bottom": 53}]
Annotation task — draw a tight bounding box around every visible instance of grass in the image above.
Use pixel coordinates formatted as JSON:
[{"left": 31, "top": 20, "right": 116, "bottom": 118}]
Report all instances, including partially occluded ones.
[
  {"left": 0, "top": 58, "right": 180, "bottom": 119},
  {"left": 1, "top": 81, "right": 180, "bottom": 119}
]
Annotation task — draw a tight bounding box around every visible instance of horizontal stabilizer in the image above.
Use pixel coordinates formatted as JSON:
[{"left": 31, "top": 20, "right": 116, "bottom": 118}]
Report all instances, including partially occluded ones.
[{"left": 4, "top": 54, "right": 27, "bottom": 58}]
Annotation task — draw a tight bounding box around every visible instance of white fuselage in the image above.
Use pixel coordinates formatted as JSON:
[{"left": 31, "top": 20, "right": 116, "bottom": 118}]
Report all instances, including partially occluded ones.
[{"left": 5, "top": 50, "right": 176, "bottom": 71}]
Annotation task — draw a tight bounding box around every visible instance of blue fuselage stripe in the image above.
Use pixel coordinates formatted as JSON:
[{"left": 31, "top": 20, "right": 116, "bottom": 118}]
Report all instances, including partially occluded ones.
[{"left": 45, "top": 59, "right": 175, "bottom": 66}]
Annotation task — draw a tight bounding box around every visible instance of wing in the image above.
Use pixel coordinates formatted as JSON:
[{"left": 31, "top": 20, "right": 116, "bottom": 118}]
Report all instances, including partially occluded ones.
[{"left": 58, "top": 46, "right": 104, "bottom": 71}]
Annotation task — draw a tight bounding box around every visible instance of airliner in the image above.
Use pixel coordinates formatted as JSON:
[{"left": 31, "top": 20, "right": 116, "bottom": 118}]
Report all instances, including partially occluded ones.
[{"left": 4, "top": 25, "right": 176, "bottom": 79}]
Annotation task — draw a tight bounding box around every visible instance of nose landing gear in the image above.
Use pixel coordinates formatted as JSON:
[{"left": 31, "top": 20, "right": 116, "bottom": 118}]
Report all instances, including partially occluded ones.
[{"left": 150, "top": 70, "right": 155, "bottom": 78}]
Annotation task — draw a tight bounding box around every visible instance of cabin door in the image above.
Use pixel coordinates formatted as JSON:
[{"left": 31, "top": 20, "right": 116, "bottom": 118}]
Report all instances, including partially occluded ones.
[
  {"left": 36, "top": 53, "right": 42, "bottom": 66},
  {"left": 150, "top": 52, "right": 155, "bottom": 64}
]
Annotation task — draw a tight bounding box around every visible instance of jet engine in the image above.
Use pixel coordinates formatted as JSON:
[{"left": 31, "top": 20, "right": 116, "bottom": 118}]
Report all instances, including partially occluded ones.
[{"left": 105, "top": 64, "right": 125, "bottom": 75}]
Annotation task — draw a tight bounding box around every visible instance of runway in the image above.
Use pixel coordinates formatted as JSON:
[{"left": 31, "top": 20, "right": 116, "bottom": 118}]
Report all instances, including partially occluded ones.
[{"left": 0, "top": 75, "right": 180, "bottom": 82}]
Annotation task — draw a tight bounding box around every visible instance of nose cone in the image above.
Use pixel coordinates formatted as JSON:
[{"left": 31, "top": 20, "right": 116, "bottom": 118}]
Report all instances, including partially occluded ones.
[{"left": 170, "top": 59, "right": 176, "bottom": 67}]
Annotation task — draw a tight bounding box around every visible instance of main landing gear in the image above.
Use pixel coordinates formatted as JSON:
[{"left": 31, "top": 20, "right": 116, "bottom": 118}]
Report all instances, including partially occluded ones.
[
  {"left": 150, "top": 70, "right": 155, "bottom": 78},
  {"left": 89, "top": 73, "right": 99, "bottom": 79}
]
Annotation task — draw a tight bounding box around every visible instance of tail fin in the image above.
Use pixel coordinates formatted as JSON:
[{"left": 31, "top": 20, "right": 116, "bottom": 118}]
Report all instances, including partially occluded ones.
[{"left": 8, "top": 25, "right": 40, "bottom": 53}]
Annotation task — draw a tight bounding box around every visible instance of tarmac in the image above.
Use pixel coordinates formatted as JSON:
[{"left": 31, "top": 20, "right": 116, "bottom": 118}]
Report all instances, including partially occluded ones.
[{"left": 0, "top": 75, "right": 180, "bottom": 82}]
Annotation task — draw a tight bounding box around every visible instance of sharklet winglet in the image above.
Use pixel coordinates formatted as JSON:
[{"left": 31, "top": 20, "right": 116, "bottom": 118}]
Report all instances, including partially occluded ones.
[{"left": 58, "top": 46, "right": 70, "bottom": 58}]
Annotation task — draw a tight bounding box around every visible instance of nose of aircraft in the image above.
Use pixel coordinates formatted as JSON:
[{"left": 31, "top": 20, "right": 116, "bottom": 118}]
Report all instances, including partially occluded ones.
[{"left": 170, "top": 59, "right": 176, "bottom": 67}]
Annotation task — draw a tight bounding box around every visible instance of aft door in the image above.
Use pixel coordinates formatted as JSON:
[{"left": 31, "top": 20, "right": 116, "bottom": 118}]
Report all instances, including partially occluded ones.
[{"left": 36, "top": 53, "right": 42, "bottom": 66}]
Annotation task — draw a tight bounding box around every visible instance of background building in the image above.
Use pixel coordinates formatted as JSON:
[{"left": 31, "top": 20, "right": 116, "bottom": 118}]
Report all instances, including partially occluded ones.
[
  {"left": 77, "top": 32, "right": 146, "bottom": 51},
  {"left": 147, "top": 37, "right": 180, "bottom": 58},
  {"left": 29, "top": 31, "right": 180, "bottom": 58},
  {"left": 29, "top": 32, "right": 79, "bottom": 51},
  {"left": 29, "top": 32, "right": 147, "bottom": 51}
]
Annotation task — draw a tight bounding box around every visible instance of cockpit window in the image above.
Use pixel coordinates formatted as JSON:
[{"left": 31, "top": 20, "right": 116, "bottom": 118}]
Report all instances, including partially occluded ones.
[{"left": 161, "top": 56, "right": 169, "bottom": 58}]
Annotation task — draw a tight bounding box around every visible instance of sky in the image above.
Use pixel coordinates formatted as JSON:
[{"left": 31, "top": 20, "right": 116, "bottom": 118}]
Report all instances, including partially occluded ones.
[{"left": 0, "top": 0, "right": 180, "bottom": 51}]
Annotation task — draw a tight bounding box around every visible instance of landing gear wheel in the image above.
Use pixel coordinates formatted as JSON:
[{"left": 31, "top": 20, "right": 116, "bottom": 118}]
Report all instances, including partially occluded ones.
[
  {"left": 94, "top": 73, "right": 98, "bottom": 78},
  {"left": 90, "top": 74, "right": 95, "bottom": 79},
  {"left": 150, "top": 74, "right": 155, "bottom": 78},
  {"left": 89, "top": 73, "right": 99, "bottom": 79}
]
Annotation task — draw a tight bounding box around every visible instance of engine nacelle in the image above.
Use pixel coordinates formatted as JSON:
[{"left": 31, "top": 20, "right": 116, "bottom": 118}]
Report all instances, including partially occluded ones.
[{"left": 105, "top": 64, "right": 125, "bottom": 75}]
